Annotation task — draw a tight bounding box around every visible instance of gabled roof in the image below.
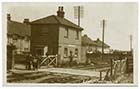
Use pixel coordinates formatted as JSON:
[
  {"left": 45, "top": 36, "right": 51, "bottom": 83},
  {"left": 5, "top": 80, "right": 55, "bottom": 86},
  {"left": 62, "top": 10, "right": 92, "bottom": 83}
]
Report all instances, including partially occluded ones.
[
  {"left": 82, "top": 35, "right": 110, "bottom": 48},
  {"left": 7, "top": 20, "right": 30, "bottom": 36},
  {"left": 82, "top": 35, "right": 97, "bottom": 46},
  {"left": 30, "top": 15, "right": 83, "bottom": 30},
  {"left": 94, "top": 38, "right": 110, "bottom": 48}
]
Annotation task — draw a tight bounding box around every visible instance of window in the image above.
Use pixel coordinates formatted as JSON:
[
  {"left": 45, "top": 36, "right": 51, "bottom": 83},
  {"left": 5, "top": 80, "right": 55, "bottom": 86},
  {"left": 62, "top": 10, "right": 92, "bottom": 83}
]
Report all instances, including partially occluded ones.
[
  {"left": 64, "top": 48, "right": 68, "bottom": 57},
  {"left": 76, "top": 30, "right": 79, "bottom": 40},
  {"left": 24, "top": 48, "right": 28, "bottom": 51},
  {"left": 64, "top": 27, "right": 69, "bottom": 38},
  {"left": 75, "top": 48, "right": 78, "bottom": 57}
]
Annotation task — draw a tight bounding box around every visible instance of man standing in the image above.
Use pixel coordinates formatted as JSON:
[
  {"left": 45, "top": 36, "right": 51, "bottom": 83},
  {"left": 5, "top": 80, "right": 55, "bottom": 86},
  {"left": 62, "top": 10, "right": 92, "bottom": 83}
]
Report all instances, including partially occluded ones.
[
  {"left": 25, "top": 53, "right": 32, "bottom": 70},
  {"left": 86, "top": 48, "right": 93, "bottom": 64},
  {"left": 69, "top": 51, "right": 73, "bottom": 67}
]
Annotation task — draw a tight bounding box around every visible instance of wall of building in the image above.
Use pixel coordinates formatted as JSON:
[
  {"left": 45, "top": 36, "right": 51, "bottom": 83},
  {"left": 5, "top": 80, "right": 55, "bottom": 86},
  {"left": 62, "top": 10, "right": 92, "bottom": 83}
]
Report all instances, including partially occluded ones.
[
  {"left": 81, "top": 45, "right": 110, "bottom": 63},
  {"left": 95, "top": 47, "right": 110, "bottom": 53},
  {"left": 31, "top": 24, "right": 59, "bottom": 55},
  {"left": 58, "top": 26, "right": 82, "bottom": 64},
  {"left": 7, "top": 35, "right": 30, "bottom": 54}
]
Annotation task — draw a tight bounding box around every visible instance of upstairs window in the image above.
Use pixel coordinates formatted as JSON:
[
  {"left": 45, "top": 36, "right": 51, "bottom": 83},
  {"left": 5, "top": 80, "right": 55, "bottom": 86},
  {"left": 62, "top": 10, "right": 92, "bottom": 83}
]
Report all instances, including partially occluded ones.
[
  {"left": 76, "top": 30, "right": 79, "bottom": 40},
  {"left": 64, "top": 27, "right": 69, "bottom": 38}
]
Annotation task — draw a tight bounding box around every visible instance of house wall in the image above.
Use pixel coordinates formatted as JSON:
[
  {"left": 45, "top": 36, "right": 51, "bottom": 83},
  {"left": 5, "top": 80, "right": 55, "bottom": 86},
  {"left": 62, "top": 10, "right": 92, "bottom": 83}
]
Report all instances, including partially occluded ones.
[
  {"left": 7, "top": 35, "right": 30, "bottom": 54},
  {"left": 81, "top": 45, "right": 110, "bottom": 63},
  {"left": 58, "top": 26, "right": 82, "bottom": 64},
  {"left": 31, "top": 24, "right": 59, "bottom": 56},
  {"left": 96, "top": 47, "right": 110, "bottom": 53}
]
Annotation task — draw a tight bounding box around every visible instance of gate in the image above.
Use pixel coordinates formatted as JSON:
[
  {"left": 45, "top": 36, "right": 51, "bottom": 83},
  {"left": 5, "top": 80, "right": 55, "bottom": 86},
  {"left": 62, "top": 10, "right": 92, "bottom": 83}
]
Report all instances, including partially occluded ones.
[
  {"left": 103, "top": 57, "right": 128, "bottom": 81},
  {"left": 40, "top": 55, "right": 58, "bottom": 67},
  {"left": 111, "top": 57, "right": 127, "bottom": 79}
]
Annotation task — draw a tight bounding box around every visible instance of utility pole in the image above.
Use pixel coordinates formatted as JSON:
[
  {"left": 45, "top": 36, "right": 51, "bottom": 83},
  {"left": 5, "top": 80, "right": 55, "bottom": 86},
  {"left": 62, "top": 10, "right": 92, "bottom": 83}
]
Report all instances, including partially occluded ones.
[
  {"left": 78, "top": 6, "right": 80, "bottom": 26},
  {"left": 102, "top": 19, "right": 105, "bottom": 61},
  {"left": 130, "top": 35, "right": 133, "bottom": 52},
  {"left": 74, "top": 6, "right": 83, "bottom": 26}
]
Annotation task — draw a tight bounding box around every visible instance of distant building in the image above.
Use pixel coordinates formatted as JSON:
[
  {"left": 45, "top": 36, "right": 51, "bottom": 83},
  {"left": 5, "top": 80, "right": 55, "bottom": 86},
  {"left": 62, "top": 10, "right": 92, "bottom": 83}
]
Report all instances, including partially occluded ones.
[
  {"left": 81, "top": 34, "right": 110, "bottom": 62},
  {"left": 93, "top": 38, "right": 110, "bottom": 53},
  {"left": 7, "top": 14, "right": 30, "bottom": 54},
  {"left": 30, "top": 6, "right": 83, "bottom": 64}
]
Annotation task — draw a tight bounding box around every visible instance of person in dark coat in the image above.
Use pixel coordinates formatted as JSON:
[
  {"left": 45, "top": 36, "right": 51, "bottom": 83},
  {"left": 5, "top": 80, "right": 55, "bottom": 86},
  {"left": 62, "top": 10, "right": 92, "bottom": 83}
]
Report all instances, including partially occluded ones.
[
  {"left": 69, "top": 51, "right": 73, "bottom": 67},
  {"left": 32, "top": 55, "right": 39, "bottom": 71},
  {"left": 25, "top": 53, "right": 32, "bottom": 70}
]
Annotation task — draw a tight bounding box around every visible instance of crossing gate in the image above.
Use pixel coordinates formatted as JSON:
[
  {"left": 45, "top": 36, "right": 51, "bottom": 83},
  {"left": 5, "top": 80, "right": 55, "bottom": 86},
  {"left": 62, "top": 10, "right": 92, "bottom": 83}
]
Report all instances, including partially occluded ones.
[
  {"left": 103, "top": 57, "right": 128, "bottom": 81},
  {"left": 40, "top": 55, "right": 58, "bottom": 67},
  {"left": 109, "top": 57, "right": 127, "bottom": 80}
]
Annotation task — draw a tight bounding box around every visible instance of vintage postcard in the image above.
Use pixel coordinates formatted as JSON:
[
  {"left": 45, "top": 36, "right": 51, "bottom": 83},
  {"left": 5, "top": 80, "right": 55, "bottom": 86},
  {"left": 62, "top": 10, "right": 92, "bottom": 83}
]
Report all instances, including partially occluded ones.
[{"left": 2, "top": 2, "right": 138, "bottom": 86}]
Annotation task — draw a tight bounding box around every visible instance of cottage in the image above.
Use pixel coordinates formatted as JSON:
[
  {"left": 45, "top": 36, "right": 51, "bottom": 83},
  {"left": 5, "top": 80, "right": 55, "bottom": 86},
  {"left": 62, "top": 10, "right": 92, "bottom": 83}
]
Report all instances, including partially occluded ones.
[
  {"left": 30, "top": 6, "right": 83, "bottom": 64},
  {"left": 7, "top": 14, "right": 30, "bottom": 54},
  {"left": 81, "top": 34, "right": 110, "bottom": 63}
]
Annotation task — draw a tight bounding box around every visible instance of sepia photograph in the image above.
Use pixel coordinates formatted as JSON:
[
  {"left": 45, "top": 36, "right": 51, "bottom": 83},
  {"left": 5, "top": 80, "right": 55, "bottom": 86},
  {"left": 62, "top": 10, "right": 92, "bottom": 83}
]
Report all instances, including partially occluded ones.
[{"left": 2, "top": 2, "right": 138, "bottom": 86}]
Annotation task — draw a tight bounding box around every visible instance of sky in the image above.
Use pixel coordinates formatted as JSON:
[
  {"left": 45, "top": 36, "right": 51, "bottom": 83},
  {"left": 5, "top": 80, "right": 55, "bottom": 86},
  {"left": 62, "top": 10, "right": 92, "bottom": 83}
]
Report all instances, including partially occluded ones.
[{"left": 2, "top": 2, "right": 138, "bottom": 51}]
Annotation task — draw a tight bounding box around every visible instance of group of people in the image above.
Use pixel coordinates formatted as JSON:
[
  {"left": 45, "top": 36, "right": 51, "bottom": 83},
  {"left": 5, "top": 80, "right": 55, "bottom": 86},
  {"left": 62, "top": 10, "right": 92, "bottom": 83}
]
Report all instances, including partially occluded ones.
[{"left": 25, "top": 53, "right": 40, "bottom": 71}]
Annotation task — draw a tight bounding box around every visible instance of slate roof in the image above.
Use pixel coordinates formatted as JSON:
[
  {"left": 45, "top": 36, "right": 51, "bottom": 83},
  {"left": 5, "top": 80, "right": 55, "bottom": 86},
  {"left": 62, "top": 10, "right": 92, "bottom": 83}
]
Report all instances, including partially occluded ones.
[
  {"left": 30, "top": 15, "right": 83, "bottom": 30},
  {"left": 82, "top": 35, "right": 110, "bottom": 48},
  {"left": 7, "top": 20, "right": 30, "bottom": 36},
  {"left": 82, "top": 35, "right": 97, "bottom": 46},
  {"left": 94, "top": 38, "right": 110, "bottom": 48}
]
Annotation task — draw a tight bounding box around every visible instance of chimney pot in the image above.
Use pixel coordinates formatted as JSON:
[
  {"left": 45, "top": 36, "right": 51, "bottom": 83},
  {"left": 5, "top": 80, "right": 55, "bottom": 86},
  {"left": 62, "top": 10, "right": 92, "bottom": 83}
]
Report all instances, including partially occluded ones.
[
  {"left": 7, "top": 14, "right": 11, "bottom": 21},
  {"left": 61, "top": 6, "right": 63, "bottom": 11},
  {"left": 58, "top": 6, "right": 61, "bottom": 11},
  {"left": 23, "top": 18, "right": 30, "bottom": 24},
  {"left": 97, "top": 38, "right": 100, "bottom": 41}
]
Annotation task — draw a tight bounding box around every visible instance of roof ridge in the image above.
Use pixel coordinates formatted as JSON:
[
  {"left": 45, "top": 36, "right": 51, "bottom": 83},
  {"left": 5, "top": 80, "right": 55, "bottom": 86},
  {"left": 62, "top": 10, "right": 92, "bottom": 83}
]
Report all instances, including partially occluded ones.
[
  {"left": 31, "top": 15, "right": 55, "bottom": 23},
  {"left": 9, "top": 20, "right": 23, "bottom": 24},
  {"left": 53, "top": 15, "right": 61, "bottom": 24}
]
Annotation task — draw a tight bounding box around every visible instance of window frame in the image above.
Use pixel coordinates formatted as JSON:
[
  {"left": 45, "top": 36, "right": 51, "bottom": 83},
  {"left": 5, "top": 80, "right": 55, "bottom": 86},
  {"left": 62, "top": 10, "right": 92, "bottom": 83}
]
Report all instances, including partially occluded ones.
[
  {"left": 64, "top": 47, "right": 68, "bottom": 57},
  {"left": 75, "top": 30, "right": 79, "bottom": 40},
  {"left": 75, "top": 48, "right": 78, "bottom": 57},
  {"left": 64, "top": 27, "right": 69, "bottom": 38}
]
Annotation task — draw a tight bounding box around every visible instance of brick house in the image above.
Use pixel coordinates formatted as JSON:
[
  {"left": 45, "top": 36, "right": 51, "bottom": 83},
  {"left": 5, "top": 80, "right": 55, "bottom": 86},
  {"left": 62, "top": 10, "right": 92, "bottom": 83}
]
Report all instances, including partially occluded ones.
[
  {"left": 30, "top": 7, "right": 83, "bottom": 64},
  {"left": 7, "top": 14, "right": 30, "bottom": 54}
]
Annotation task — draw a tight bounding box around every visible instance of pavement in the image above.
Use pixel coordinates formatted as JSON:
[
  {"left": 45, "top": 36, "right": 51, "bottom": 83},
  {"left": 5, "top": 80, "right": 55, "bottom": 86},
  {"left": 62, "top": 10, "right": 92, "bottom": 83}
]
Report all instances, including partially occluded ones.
[
  {"left": 10, "top": 67, "right": 107, "bottom": 78},
  {"left": 7, "top": 64, "right": 110, "bottom": 83},
  {"left": 39, "top": 68, "right": 106, "bottom": 78}
]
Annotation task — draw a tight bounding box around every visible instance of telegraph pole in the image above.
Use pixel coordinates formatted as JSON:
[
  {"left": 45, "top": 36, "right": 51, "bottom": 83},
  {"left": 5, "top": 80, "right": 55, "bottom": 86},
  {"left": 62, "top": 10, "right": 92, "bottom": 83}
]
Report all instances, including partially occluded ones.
[
  {"left": 102, "top": 19, "right": 105, "bottom": 61},
  {"left": 74, "top": 6, "right": 83, "bottom": 26},
  {"left": 130, "top": 35, "right": 133, "bottom": 52},
  {"left": 78, "top": 6, "right": 80, "bottom": 26}
]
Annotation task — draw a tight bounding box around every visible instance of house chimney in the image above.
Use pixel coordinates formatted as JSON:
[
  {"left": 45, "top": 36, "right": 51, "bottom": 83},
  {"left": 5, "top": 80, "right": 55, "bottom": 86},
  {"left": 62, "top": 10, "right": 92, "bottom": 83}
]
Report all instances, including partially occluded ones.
[
  {"left": 57, "top": 6, "right": 65, "bottom": 18},
  {"left": 7, "top": 14, "right": 11, "bottom": 21},
  {"left": 97, "top": 38, "right": 100, "bottom": 41},
  {"left": 23, "top": 18, "right": 30, "bottom": 24},
  {"left": 84, "top": 34, "right": 88, "bottom": 37}
]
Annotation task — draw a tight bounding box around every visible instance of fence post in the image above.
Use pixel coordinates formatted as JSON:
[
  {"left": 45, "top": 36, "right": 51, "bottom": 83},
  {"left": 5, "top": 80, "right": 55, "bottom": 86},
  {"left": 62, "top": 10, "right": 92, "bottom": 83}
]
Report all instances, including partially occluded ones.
[
  {"left": 11, "top": 50, "right": 15, "bottom": 70},
  {"left": 99, "top": 71, "right": 102, "bottom": 81},
  {"left": 56, "top": 54, "right": 58, "bottom": 67},
  {"left": 110, "top": 58, "right": 113, "bottom": 80}
]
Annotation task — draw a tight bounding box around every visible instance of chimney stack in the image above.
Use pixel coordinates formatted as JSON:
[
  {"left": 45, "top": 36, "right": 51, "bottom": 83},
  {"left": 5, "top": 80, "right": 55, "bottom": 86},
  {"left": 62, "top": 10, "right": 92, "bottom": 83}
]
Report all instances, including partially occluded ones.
[
  {"left": 23, "top": 18, "right": 30, "bottom": 24},
  {"left": 7, "top": 14, "right": 11, "bottom": 21},
  {"left": 97, "top": 38, "right": 100, "bottom": 41},
  {"left": 57, "top": 6, "right": 65, "bottom": 18}
]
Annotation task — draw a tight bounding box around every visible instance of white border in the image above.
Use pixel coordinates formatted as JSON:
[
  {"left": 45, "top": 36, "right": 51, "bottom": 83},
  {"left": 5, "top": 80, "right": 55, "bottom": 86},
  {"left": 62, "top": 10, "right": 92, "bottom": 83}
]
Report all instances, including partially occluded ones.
[{"left": 0, "top": 0, "right": 139, "bottom": 88}]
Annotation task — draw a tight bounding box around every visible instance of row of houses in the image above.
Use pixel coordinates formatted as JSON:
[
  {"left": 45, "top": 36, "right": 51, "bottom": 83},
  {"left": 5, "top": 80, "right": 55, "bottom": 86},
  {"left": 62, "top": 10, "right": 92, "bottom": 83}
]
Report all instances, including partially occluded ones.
[{"left": 7, "top": 6, "right": 110, "bottom": 64}]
